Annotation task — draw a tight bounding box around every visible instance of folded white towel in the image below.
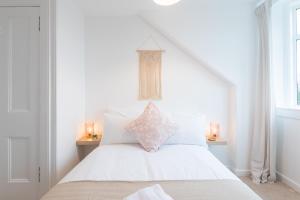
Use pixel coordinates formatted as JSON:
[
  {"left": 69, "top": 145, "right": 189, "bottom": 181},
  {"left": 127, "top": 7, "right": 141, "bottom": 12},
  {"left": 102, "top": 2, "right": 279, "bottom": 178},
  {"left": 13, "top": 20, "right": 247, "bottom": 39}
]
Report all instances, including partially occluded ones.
[{"left": 124, "top": 184, "right": 174, "bottom": 200}]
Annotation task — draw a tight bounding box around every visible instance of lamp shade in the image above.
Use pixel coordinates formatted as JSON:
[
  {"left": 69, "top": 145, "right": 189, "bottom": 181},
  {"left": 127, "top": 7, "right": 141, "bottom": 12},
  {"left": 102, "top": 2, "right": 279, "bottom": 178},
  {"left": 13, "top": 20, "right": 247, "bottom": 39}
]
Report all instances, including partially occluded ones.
[
  {"left": 85, "top": 122, "right": 95, "bottom": 136},
  {"left": 153, "top": 0, "right": 181, "bottom": 6}
]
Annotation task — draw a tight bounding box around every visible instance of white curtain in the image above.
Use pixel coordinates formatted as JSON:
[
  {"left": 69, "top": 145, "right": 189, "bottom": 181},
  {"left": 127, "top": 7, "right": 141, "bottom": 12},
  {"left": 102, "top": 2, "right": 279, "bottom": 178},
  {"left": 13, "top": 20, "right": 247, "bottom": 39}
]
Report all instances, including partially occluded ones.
[{"left": 251, "top": 1, "right": 277, "bottom": 184}]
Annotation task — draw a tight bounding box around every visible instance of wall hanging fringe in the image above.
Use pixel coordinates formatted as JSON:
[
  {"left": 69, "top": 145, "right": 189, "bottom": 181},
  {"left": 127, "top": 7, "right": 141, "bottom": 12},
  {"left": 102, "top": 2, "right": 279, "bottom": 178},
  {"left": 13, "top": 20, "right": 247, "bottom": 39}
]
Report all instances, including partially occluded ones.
[{"left": 138, "top": 50, "right": 162, "bottom": 100}]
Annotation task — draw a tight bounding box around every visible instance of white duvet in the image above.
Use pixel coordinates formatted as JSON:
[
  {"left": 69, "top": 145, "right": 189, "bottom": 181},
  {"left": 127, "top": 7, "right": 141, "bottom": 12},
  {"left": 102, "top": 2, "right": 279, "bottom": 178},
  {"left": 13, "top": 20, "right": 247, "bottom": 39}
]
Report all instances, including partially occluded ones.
[{"left": 60, "top": 144, "right": 238, "bottom": 183}]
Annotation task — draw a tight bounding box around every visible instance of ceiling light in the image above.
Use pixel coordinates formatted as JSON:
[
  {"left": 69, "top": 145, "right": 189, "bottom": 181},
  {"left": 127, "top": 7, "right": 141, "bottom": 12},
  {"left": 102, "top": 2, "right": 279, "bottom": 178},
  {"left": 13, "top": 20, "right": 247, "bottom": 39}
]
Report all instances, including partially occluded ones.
[{"left": 153, "top": 0, "right": 181, "bottom": 6}]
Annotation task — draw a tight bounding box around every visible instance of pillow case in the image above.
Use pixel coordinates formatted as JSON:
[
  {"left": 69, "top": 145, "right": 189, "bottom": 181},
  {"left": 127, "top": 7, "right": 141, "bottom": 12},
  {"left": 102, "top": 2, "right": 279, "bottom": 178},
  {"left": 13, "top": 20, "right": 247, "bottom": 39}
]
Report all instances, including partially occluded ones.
[
  {"left": 103, "top": 106, "right": 207, "bottom": 147},
  {"left": 102, "top": 112, "right": 138, "bottom": 144},
  {"left": 165, "top": 114, "right": 207, "bottom": 148},
  {"left": 125, "top": 103, "right": 177, "bottom": 152}
]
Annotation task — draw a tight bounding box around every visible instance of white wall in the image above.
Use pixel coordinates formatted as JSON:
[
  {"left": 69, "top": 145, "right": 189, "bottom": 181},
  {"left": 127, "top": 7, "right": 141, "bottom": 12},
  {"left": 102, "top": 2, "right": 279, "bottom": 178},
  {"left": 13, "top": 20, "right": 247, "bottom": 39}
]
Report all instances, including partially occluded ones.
[
  {"left": 56, "top": 0, "right": 85, "bottom": 181},
  {"left": 85, "top": 16, "right": 233, "bottom": 166},
  {"left": 141, "top": 1, "right": 257, "bottom": 173},
  {"left": 276, "top": 109, "right": 300, "bottom": 192},
  {"left": 56, "top": 0, "right": 257, "bottom": 177}
]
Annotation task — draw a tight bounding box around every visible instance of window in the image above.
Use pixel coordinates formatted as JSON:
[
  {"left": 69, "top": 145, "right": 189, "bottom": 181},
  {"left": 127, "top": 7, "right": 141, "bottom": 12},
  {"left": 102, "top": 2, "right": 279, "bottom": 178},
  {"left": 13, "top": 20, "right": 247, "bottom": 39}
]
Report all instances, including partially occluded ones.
[
  {"left": 298, "top": 38, "right": 300, "bottom": 105},
  {"left": 274, "top": 3, "right": 300, "bottom": 108},
  {"left": 294, "top": 9, "right": 300, "bottom": 105}
]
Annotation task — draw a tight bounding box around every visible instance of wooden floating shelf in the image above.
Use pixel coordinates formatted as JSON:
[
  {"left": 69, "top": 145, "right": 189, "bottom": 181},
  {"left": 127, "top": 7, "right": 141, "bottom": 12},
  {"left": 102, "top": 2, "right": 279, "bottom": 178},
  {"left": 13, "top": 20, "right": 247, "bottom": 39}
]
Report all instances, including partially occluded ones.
[
  {"left": 76, "top": 135, "right": 102, "bottom": 146},
  {"left": 206, "top": 138, "right": 227, "bottom": 145}
]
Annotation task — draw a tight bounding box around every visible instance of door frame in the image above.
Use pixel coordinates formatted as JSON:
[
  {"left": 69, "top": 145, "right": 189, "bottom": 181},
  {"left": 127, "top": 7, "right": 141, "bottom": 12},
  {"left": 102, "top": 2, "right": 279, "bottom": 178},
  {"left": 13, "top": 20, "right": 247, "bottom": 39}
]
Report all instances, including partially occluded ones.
[
  {"left": 0, "top": 0, "right": 57, "bottom": 197},
  {"left": 39, "top": 0, "right": 57, "bottom": 196}
]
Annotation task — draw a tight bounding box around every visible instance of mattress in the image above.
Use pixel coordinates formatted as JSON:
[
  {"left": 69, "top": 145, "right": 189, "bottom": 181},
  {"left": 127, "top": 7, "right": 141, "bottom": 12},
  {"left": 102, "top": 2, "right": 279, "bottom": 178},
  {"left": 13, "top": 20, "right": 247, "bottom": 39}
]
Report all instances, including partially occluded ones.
[{"left": 41, "top": 144, "right": 262, "bottom": 200}]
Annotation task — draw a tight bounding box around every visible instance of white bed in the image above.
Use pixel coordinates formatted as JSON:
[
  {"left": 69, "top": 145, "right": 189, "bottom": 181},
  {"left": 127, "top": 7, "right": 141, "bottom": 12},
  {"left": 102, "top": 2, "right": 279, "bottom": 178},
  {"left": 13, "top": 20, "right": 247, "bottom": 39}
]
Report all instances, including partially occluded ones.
[
  {"left": 42, "top": 109, "right": 261, "bottom": 200},
  {"left": 61, "top": 144, "right": 237, "bottom": 183},
  {"left": 41, "top": 144, "right": 262, "bottom": 200}
]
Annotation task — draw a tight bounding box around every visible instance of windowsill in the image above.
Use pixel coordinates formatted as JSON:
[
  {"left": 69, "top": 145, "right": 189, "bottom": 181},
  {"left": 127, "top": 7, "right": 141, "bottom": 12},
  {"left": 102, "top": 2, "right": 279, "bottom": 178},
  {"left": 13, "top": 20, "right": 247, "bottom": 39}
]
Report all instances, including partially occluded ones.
[{"left": 276, "top": 106, "right": 300, "bottom": 120}]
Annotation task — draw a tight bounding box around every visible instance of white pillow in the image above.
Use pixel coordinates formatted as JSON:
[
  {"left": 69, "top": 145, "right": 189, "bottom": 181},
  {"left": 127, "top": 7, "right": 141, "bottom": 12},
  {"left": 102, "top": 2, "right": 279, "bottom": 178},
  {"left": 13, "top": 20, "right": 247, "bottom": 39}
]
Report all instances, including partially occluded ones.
[
  {"left": 165, "top": 114, "right": 207, "bottom": 147},
  {"left": 102, "top": 112, "right": 138, "bottom": 144}
]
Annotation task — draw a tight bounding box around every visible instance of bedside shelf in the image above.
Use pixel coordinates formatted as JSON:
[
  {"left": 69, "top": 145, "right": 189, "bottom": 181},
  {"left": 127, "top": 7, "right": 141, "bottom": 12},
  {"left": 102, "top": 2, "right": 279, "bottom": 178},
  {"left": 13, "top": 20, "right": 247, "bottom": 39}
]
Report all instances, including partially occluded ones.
[
  {"left": 206, "top": 138, "right": 227, "bottom": 145},
  {"left": 76, "top": 136, "right": 102, "bottom": 146}
]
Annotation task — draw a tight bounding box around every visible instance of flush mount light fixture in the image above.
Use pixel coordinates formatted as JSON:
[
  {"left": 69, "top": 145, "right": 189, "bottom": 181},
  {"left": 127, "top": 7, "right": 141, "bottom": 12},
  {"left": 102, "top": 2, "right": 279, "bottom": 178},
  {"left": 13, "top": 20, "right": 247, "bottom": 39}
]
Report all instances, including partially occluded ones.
[{"left": 153, "top": 0, "right": 181, "bottom": 6}]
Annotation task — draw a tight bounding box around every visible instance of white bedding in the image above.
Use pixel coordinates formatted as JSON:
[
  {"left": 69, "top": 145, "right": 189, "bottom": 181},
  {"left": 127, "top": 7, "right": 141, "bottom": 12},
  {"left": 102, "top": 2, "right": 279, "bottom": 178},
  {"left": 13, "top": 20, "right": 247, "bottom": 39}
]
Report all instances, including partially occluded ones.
[
  {"left": 60, "top": 144, "right": 238, "bottom": 183},
  {"left": 124, "top": 184, "right": 174, "bottom": 200}
]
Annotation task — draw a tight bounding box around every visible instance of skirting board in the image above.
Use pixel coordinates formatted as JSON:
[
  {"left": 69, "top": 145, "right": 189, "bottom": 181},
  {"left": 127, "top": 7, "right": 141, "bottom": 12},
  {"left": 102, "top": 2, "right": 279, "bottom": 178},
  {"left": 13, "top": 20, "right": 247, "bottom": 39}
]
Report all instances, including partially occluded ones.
[
  {"left": 234, "top": 169, "right": 251, "bottom": 177},
  {"left": 228, "top": 167, "right": 251, "bottom": 177},
  {"left": 277, "top": 171, "right": 300, "bottom": 193},
  {"left": 231, "top": 169, "right": 300, "bottom": 192}
]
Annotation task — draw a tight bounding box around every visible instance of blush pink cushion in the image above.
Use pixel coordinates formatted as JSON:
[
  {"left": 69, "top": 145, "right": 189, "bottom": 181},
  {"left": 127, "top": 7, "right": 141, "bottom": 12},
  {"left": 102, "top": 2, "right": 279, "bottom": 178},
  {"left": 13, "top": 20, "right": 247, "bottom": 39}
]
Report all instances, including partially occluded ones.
[{"left": 125, "top": 103, "right": 177, "bottom": 152}]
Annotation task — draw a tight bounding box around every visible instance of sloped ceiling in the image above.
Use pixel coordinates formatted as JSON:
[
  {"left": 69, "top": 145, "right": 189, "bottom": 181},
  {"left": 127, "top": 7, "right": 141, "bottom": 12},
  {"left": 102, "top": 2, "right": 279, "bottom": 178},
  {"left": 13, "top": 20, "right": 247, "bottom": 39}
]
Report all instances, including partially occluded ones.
[
  {"left": 76, "top": 0, "right": 258, "bottom": 16},
  {"left": 75, "top": 0, "right": 258, "bottom": 85}
]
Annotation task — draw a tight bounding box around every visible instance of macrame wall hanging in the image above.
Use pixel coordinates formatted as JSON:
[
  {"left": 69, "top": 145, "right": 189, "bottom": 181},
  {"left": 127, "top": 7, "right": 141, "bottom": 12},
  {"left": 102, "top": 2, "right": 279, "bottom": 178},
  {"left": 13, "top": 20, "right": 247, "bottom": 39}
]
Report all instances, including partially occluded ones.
[{"left": 137, "top": 36, "right": 165, "bottom": 100}]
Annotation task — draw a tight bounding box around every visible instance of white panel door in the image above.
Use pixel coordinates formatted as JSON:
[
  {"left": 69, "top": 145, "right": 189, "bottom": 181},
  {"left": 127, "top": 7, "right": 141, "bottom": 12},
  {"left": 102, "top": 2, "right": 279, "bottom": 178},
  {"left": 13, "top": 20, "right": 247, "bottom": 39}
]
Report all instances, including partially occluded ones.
[{"left": 0, "top": 7, "right": 40, "bottom": 200}]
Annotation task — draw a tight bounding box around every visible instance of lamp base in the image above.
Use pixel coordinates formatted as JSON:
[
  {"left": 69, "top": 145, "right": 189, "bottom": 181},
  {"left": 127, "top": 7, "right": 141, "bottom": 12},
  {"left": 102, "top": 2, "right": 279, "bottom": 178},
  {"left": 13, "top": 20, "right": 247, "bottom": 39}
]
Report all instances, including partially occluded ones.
[
  {"left": 92, "top": 134, "right": 98, "bottom": 140},
  {"left": 208, "top": 138, "right": 217, "bottom": 141},
  {"left": 207, "top": 134, "right": 217, "bottom": 141}
]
